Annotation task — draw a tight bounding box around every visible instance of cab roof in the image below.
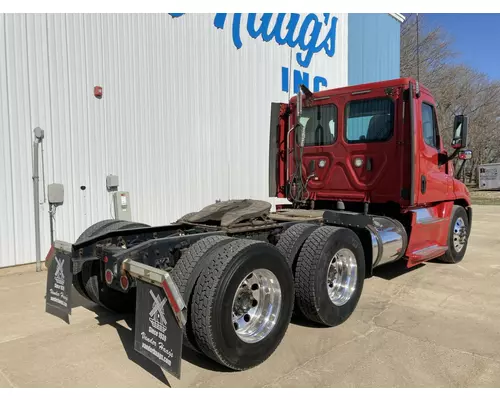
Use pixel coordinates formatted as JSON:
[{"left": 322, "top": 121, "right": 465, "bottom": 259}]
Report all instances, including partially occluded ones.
[{"left": 291, "top": 77, "right": 427, "bottom": 102}]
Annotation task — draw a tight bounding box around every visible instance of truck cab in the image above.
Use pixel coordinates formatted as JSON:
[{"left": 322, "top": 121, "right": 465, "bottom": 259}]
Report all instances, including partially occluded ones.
[{"left": 269, "top": 77, "right": 472, "bottom": 266}]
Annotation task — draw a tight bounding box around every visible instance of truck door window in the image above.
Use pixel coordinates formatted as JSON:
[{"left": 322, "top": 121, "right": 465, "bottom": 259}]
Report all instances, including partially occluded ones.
[
  {"left": 345, "top": 98, "right": 394, "bottom": 143},
  {"left": 299, "top": 104, "right": 338, "bottom": 146},
  {"left": 422, "top": 103, "right": 437, "bottom": 148}
]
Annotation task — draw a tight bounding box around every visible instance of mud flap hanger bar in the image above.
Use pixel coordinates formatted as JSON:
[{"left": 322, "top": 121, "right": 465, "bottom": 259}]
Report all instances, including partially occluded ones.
[
  {"left": 121, "top": 259, "right": 187, "bottom": 328},
  {"left": 54, "top": 240, "right": 73, "bottom": 254}
]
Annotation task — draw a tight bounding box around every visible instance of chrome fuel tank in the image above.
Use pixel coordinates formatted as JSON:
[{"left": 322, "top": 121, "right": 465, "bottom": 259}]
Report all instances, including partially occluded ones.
[{"left": 368, "top": 216, "right": 408, "bottom": 268}]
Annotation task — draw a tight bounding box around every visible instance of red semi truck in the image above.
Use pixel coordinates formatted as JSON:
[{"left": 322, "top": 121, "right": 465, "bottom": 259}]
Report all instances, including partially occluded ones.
[{"left": 45, "top": 77, "right": 472, "bottom": 379}]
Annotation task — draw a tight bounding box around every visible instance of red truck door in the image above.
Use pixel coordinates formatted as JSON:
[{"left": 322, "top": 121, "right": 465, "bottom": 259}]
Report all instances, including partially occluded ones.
[
  {"left": 415, "top": 93, "right": 450, "bottom": 204},
  {"left": 405, "top": 90, "right": 453, "bottom": 265}
]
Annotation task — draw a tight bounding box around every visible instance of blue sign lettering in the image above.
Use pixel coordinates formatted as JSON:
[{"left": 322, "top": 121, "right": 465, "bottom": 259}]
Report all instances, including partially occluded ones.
[
  {"left": 313, "top": 76, "right": 328, "bottom": 92},
  {"left": 294, "top": 69, "right": 310, "bottom": 93},
  {"left": 282, "top": 67, "right": 328, "bottom": 94},
  {"left": 170, "top": 13, "right": 337, "bottom": 68}
]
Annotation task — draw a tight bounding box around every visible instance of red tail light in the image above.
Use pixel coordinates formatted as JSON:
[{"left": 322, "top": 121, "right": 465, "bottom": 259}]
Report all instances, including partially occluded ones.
[
  {"left": 120, "top": 274, "right": 130, "bottom": 291},
  {"left": 105, "top": 269, "right": 114, "bottom": 285}
]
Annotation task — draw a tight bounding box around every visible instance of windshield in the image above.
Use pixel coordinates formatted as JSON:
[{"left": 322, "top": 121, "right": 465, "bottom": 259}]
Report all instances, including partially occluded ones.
[
  {"left": 345, "top": 98, "right": 394, "bottom": 143},
  {"left": 298, "top": 104, "right": 338, "bottom": 147}
]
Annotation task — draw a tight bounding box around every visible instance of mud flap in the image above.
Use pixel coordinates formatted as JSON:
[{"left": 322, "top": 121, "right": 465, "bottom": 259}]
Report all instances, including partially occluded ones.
[
  {"left": 134, "top": 281, "right": 183, "bottom": 379},
  {"left": 45, "top": 241, "right": 73, "bottom": 324},
  {"left": 123, "top": 259, "right": 186, "bottom": 380},
  {"left": 44, "top": 246, "right": 186, "bottom": 379}
]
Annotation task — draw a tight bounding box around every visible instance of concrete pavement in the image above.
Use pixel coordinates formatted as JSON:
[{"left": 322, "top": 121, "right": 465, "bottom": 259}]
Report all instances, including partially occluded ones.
[{"left": 1, "top": 205, "right": 499, "bottom": 387}]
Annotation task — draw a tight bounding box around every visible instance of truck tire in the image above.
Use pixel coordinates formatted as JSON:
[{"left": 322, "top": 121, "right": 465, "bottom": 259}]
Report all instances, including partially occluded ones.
[
  {"left": 191, "top": 239, "right": 294, "bottom": 370},
  {"left": 276, "top": 223, "right": 319, "bottom": 274},
  {"left": 170, "top": 235, "right": 235, "bottom": 352},
  {"left": 73, "top": 219, "right": 123, "bottom": 300},
  {"left": 276, "top": 223, "right": 319, "bottom": 318},
  {"left": 437, "top": 205, "right": 470, "bottom": 264},
  {"left": 79, "top": 220, "right": 150, "bottom": 313},
  {"left": 74, "top": 219, "right": 120, "bottom": 245},
  {"left": 295, "top": 226, "right": 365, "bottom": 327}
]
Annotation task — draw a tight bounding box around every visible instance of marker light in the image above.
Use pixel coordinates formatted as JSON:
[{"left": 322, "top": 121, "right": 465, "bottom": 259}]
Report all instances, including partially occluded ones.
[
  {"left": 354, "top": 158, "right": 364, "bottom": 168},
  {"left": 120, "top": 275, "right": 130, "bottom": 291},
  {"left": 105, "top": 269, "right": 114, "bottom": 285}
]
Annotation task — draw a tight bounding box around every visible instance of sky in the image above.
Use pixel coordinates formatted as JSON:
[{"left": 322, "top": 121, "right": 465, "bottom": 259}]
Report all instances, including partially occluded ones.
[{"left": 417, "top": 13, "right": 500, "bottom": 80}]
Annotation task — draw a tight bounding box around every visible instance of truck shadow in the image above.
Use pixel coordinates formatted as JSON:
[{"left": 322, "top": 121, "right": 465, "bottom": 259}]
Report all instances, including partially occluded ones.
[
  {"left": 371, "top": 260, "right": 426, "bottom": 280},
  {"left": 290, "top": 260, "right": 425, "bottom": 328},
  {"left": 71, "top": 288, "right": 230, "bottom": 387},
  {"left": 70, "top": 260, "right": 428, "bottom": 378}
]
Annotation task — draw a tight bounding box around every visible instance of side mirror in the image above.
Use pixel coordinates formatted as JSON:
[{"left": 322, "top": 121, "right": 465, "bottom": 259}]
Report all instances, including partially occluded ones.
[
  {"left": 451, "top": 115, "right": 468, "bottom": 149},
  {"left": 458, "top": 149, "right": 472, "bottom": 160}
]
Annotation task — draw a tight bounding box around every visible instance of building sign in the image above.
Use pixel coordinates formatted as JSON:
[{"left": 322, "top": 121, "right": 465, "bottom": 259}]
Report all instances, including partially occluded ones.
[
  {"left": 479, "top": 166, "right": 498, "bottom": 181},
  {"left": 478, "top": 165, "right": 500, "bottom": 190},
  {"left": 169, "top": 13, "right": 338, "bottom": 94}
]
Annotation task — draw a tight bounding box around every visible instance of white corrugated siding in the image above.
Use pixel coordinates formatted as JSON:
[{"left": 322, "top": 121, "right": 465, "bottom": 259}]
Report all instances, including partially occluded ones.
[{"left": 0, "top": 13, "right": 348, "bottom": 268}]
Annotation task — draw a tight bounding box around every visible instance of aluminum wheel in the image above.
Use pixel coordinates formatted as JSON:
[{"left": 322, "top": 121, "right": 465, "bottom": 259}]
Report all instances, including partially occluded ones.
[
  {"left": 326, "top": 248, "right": 357, "bottom": 307},
  {"left": 231, "top": 269, "right": 282, "bottom": 344},
  {"left": 453, "top": 217, "right": 467, "bottom": 253}
]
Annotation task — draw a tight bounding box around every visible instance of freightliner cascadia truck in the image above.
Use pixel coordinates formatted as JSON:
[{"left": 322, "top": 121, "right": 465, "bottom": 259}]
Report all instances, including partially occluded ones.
[{"left": 45, "top": 77, "right": 472, "bottom": 379}]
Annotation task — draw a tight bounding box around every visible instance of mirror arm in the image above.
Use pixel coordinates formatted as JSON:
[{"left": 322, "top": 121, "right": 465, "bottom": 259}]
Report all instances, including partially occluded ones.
[
  {"left": 440, "top": 148, "right": 460, "bottom": 165},
  {"left": 438, "top": 148, "right": 463, "bottom": 167},
  {"left": 448, "top": 148, "right": 461, "bottom": 160}
]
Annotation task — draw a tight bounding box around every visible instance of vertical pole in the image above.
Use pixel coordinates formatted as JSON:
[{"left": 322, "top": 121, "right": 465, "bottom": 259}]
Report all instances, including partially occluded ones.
[
  {"left": 49, "top": 205, "right": 55, "bottom": 245},
  {"left": 416, "top": 14, "right": 420, "bottom": 82},
  {"left": 33, "top": 140, "right": 41, "bottom": 272},
  {"left": 32, "top": 127, "right": 44, "bottom": 273}
]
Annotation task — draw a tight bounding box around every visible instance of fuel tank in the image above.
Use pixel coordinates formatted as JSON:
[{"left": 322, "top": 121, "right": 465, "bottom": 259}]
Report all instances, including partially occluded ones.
[{"left": 368, "top": 216, "right": 408, "bottom": 268}]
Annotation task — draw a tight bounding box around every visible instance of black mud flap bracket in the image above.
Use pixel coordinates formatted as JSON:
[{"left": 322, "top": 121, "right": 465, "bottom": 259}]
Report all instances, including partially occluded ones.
[
  {"left": 322, "top": 210, "right": 373, "bottom": 229},
  {"left": 122, "top": 259, "right": 187, "bottom": 380}
]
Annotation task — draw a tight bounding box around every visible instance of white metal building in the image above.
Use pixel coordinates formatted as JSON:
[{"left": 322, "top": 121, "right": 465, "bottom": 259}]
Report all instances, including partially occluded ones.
[{"left": 0, "top": 13, "right": 403, "bottom": 268}]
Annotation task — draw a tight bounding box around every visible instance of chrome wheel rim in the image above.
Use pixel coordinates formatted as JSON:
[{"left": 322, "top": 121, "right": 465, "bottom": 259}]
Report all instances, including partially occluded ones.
[
  {"left": 231, "top": 269, "right": 282, "bottom": 344},
  {"left": 326, "top": 248, "right": 357, "bottom": 307},
  {"left": 453, "top": 217, "right": 467, "bottom": 253}
]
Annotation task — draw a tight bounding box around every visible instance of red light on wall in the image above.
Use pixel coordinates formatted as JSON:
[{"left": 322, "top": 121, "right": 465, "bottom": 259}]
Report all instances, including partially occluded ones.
[{"left": 94, "top": 86, "right": 103, "bottom": 99}]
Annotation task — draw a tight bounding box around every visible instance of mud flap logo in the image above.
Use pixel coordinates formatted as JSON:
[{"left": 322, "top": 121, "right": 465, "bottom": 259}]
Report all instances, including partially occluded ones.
[
  {"left": 54, "top": 257, "right": 65, "bottom": 286},
  {"left": 149, "top": 290, "right": 167, "bottom": 333}
]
